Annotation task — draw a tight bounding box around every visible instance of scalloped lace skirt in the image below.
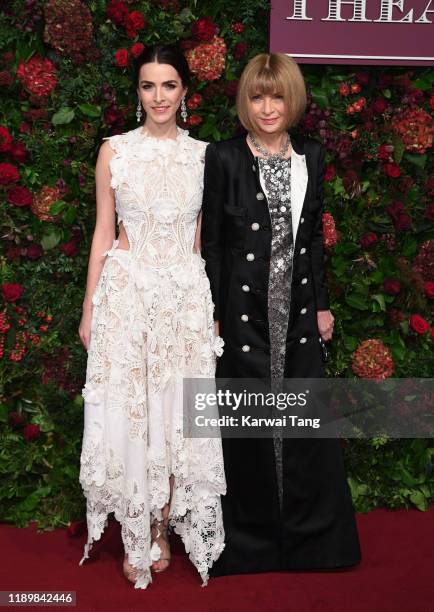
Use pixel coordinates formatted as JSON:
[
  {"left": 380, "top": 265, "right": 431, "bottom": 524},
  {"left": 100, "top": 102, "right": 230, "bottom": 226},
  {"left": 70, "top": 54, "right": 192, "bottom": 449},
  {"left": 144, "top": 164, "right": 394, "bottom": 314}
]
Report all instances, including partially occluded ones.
[{"left": 78, "top": 246, "right": 226, "bottom": 589}]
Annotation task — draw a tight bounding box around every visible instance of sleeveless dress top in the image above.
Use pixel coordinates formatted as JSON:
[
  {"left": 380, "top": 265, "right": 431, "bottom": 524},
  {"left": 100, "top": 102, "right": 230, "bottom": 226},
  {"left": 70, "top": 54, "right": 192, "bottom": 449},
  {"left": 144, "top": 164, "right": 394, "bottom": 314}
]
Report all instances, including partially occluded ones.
[{"left": 78, "top": 126, "right": 226, "bottom": 589}]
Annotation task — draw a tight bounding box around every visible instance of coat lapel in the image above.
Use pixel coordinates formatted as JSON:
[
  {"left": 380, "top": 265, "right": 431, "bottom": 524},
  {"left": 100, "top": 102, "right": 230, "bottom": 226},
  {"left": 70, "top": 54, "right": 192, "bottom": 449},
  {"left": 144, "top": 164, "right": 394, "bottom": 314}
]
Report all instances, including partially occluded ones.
[
  {"left": 238, "top": 132, "right": 308, "bottom": 243},
  {"left": 290, "top": 149, "right": 308, "bottom": 243}
]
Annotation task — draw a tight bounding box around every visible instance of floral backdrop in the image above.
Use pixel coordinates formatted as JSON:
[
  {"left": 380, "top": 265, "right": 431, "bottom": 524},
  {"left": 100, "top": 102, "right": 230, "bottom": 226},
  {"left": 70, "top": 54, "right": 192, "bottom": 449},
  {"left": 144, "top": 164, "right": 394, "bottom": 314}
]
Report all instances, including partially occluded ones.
[{"left": 0, "top": 0, "right": 433, "bottom": 532}]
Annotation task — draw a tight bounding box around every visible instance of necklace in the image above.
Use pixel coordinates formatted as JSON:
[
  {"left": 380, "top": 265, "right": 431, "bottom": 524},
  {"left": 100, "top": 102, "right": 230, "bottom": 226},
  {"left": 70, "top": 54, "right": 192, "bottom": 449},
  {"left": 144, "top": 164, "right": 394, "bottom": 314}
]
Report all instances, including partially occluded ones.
[{"left": 248, "top": 132, "right": 291, "bottom": 160}]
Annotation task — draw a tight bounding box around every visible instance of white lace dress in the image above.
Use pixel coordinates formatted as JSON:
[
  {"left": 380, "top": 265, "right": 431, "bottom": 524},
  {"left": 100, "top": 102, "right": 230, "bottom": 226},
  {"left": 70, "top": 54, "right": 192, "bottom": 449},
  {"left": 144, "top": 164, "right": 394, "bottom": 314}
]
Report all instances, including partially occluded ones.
[{"left": 78, "top": 126, "right": 226, "bottom": 589}]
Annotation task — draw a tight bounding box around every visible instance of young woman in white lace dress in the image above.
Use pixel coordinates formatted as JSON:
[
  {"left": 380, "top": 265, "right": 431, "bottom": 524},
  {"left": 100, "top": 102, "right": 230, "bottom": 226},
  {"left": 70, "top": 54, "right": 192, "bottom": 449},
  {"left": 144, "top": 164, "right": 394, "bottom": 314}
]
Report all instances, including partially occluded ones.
[{"left": 77, "top": 45, "right": 226, "bottom": 590}]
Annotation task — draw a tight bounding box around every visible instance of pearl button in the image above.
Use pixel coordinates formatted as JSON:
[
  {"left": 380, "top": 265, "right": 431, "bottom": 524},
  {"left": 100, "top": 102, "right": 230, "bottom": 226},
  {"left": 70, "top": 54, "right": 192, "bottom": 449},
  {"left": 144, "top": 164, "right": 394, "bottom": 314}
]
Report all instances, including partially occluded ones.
[
  {"left": 256, "top": 192, "right": 264, "bottom": 200},
  {"left": 300, "top": 337, "right": 307, "bottom": 344},
  {"left": 252, "top": 164, "right": 256, "bottom": 171},
  {"left": 300, "top": 307, "right": 307, "bottom": 314},
  {"left": 300, "top": 247, "right": 306, "bottom": 254},
  {"left": 278, "top": 217, "right": 284, "bottom": 223},
  {"left": 246, "top": 253, "right": 255, "bottom": 261},
  {"left": 242, "top": 345, "right": 251, "bottom": 352},
  {"left": 242, "top": 284, "right": 250, "bottom": 292},
  {"left": 301, "top": 277, "right": 307, "bottom": 285},
  {"left": 300, "top": 217, "right": 305, "bottom": 223},
  {"left": 280, "top": 206, "right": 286, "bottom": 212},
  {"left": 241, "top": 314, "right": 249, "bottom": 322},
  {"left": 251, "top": 222, "right": 260, "bottom": 231}
]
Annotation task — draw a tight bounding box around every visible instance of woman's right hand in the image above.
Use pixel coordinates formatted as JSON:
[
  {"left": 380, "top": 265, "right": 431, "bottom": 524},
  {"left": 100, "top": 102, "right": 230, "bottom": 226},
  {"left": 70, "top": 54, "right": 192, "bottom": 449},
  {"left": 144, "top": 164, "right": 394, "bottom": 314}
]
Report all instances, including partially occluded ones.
[{"left": 79, "top": 307, "right": 93, "bottom": 351}]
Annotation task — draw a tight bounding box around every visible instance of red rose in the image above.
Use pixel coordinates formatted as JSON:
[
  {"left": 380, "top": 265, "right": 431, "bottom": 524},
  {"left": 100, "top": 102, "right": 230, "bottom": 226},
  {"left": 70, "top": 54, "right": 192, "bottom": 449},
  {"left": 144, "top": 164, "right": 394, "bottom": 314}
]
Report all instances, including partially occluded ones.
[
  {"left": 114, "top": 49, "right": 129, "bottom": 68},
  {"left": 107, "top": 0, "right": 129, "bottom": 26},
  {"left": 409, "top": 314, "right": 430, "bottom": 334},
  {"left": 104, "top": 107, "right": 121, "bottom": 125},
  {"left": 0, "top": 126, "right": 13, "bottom": 152},
  {"left": 324, "top": 164, "right": 336, "bottom": 182},
  {"left": 130, "top": 42, "right": 144, "bottom": 58},
  {"left": 0, "top": 162, "right": 20, "bottom": 185},
  {"left": 351, "top": 83, "right": 361, "bottom": 94},
  {"left": 23, "top": 423, "right": 40, "bottom": 442},
  {"left": 372, "top": 98, "right": 387, "bottom": 114},
  {"left": 424, "top": 281, "right": 434, "bottom": 299},
  {"left": 234, "top": 41, "right": 249, "bottom": 60},
  {"left": 383, "top": 278, "right": 401, "bottom": 295},
  {"left": 9, "top": 411, "right": 25, "bottom": 428},
  {"left": 360, "top": 232, "right": 378, "bottom": 249},
  {"left": 386, "top": 200, "right": 404, "bottom": 220},
  {"left": 378, "top": 143, "right": 392, "bottom": 161},
  {"left": 10, "top": 141, "right": 28, "bottom": 163},
  {"left": 60, "top": 241, "right": 79, "bottom": 257},
  {"left": 0, "top": 70, "right": 13, "bottom": 87},
  {"left": 126, "top": 10, "right": 145, "bottom": 31},
  {"left": 187, "top": 114, "right": 202, "bottom": 127},
  {"left": 187, "top": 93, "right": 203, "bottom": 110},
  {"left": 27, "top": 244, "right": 43, "bottom": 260},
  {"left": 7, "top": 186, "right": 33, "bottom": 207},
  {"left": 339, "top": 83, "right": 350, "bottom": 96},
  {"left": 2, "top": 283, "right": 23, "bottom": 302},
  {"left": 384, "top": 163, "right": 401, "bottom": 178},
  {"left": 425, "top": 203, "right": 434, "bottom": 221},
  {"left": 192, "top": 17, "right": 217, "bottom": 42},
  {"left": 394, "top": 214, "right": 411, "bottom": 231},
  {"left": 125, "top": 11, "right": 146, "bottom": 38}
]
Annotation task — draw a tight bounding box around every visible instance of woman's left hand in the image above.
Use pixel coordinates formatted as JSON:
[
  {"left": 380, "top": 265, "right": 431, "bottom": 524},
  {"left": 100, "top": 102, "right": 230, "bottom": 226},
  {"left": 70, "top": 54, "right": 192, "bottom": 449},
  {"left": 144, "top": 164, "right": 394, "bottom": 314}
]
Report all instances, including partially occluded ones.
[{"left": 317, "top": 310, "right": 334, "bottom": 342}]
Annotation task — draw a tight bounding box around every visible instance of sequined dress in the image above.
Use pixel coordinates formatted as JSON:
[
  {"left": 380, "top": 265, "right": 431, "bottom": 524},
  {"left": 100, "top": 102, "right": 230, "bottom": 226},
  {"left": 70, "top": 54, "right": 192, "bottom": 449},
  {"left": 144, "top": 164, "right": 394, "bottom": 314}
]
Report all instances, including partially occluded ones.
[
  {"left": 258, "top": 155, "right": 293, "bottom": 509},
  {"left": 78, "top": 126, "right": 226, "bottom": 589}
]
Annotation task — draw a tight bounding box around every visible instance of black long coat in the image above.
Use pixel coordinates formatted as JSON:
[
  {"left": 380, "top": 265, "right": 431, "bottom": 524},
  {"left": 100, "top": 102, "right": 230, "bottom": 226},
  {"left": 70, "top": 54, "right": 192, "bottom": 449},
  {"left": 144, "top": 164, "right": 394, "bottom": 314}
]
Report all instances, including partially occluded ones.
[{"left": 201, "top": 132, "right": 361, "bottom": 575}]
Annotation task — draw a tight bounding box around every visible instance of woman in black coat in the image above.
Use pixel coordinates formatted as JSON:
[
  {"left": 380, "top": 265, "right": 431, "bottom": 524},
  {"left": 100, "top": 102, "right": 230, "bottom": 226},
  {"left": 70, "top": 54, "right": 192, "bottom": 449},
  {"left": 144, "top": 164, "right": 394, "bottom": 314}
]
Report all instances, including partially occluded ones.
[{"left": 201, "top": 53, "right": 361, "bottom": 575}]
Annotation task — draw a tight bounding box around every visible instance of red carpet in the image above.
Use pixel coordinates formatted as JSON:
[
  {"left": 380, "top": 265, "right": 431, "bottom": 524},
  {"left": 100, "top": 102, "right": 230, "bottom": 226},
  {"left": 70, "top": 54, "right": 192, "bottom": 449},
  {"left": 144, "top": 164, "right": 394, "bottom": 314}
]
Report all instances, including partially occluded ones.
[{"left": 1, "top": 507, "right": 433, "bottom": 611}]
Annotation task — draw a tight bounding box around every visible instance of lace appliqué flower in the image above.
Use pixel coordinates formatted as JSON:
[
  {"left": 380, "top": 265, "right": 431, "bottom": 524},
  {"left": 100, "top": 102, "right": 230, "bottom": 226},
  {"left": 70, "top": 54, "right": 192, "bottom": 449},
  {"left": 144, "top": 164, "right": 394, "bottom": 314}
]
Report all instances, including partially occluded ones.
[
  {"left": 82, "top": 382, "right": 103, "bottom": 405},
  {"left": 213, "top": 335, "right": 225, "bottom": 357}
]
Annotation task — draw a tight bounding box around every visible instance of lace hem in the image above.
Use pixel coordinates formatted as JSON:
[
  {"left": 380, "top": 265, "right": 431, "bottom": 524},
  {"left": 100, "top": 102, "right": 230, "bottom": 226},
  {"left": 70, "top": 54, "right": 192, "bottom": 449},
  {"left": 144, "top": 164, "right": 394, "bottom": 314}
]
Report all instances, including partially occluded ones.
[{"left": 78, "top": 476, "right": 225, "bottom": 589}]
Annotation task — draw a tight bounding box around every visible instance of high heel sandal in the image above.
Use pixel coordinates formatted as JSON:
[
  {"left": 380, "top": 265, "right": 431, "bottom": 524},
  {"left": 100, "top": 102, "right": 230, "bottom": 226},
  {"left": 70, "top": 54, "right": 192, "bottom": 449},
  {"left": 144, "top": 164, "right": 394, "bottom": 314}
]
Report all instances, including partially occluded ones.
[
  {"left": 123, "top": 554, "right": 138, "bottom": 584},
  {"left": 150, "top": 517, "right": 171, "bottom": 573}
]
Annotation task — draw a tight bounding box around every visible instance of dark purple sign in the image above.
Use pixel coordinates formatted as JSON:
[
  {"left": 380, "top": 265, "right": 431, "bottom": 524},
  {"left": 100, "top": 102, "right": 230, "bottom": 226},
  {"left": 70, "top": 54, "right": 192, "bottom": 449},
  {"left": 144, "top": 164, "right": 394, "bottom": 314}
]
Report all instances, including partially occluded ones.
[{"left": 270, "top": 0, "right": 434, "bottom": 65}]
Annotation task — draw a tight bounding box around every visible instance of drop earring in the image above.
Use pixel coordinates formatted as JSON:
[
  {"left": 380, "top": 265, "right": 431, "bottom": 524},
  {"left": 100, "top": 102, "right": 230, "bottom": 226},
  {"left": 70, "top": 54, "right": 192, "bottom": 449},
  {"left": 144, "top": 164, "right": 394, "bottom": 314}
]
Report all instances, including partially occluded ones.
[
  {"left": 180, "top": 96, "right": 187, "bottom": 123},
  {"left": 136, "top": 97, "right": 142, "bottom": 122}
]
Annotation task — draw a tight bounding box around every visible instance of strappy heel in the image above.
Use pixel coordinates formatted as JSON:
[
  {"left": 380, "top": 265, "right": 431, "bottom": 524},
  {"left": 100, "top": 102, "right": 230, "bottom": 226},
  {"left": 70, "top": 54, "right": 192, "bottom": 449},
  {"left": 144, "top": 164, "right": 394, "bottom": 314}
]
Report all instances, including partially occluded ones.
[
  {"left": 150, "top": 517, "right": 171, "bottom": 573},
  {"left": 122, "top": 554, "right": 138, "bottom": 584}
]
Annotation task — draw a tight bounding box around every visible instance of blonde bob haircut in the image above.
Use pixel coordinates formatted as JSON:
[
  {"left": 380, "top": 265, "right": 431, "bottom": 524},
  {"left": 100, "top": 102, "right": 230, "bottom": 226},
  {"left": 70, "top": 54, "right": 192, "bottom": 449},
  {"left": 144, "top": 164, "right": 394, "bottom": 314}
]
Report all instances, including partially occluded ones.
[{"left": 236, "top": 53, "right": 307, "bottom": 132}]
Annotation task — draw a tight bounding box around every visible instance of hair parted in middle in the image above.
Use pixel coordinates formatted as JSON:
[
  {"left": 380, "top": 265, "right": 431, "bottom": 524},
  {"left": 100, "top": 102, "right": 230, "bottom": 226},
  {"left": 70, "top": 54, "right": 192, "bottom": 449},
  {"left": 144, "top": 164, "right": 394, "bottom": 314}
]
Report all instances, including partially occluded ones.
[{"left": 236, "top": 53, "right": 307, "bottom": 132}]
